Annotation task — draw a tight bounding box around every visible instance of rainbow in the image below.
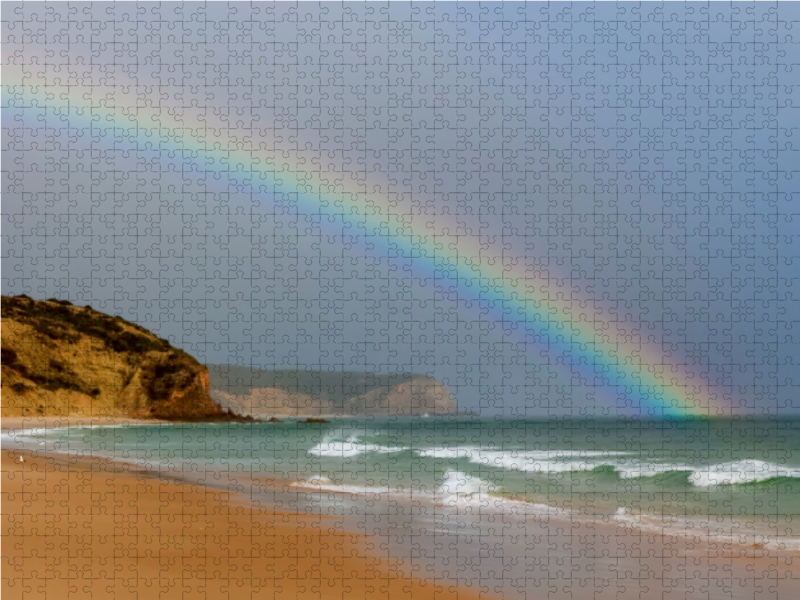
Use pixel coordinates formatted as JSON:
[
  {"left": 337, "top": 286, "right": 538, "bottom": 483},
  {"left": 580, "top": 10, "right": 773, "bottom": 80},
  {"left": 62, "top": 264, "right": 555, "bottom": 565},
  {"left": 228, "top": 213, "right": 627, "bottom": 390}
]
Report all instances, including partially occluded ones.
[{"left": 2, "top": 59, "right": 732, "bottom": 417}]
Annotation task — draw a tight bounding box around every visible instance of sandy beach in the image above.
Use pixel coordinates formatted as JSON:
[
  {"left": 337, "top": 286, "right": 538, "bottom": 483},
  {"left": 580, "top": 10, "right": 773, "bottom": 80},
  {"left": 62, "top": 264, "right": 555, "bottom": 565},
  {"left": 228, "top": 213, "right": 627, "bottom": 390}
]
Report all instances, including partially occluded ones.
[
  {"left": 1, "top": 417, "right": 481, "bottom": 600},
  {"left": 4, "top": 417, "right": 800, "bottom": 600}
]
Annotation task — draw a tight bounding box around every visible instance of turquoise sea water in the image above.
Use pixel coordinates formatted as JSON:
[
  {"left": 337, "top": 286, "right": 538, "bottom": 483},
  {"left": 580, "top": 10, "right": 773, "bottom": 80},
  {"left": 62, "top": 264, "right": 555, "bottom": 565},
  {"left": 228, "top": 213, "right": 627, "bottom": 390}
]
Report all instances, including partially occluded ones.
[{"left": 7, "top": 417, "right": 800, "bottom": 552}]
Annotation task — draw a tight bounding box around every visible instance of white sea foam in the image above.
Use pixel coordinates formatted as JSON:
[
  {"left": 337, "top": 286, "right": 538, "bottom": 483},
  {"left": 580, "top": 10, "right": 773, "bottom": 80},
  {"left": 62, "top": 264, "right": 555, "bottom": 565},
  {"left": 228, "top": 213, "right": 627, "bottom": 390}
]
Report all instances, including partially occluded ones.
[
  {"left": 612, "top": 506, "right": 721, "bottom": 542},
  {"left": 435, "top": 469, "right": 497, "bottom": 508},
  {"left": 418, "top": 446, "right": 628, "bottom": 460},
  {"left": 2, "top": 427, "right": 69, "bottom": 449},
  {"left": 437, "top": 469, "right": 494, "bottom": 496},
  {"left": 417, "top": 446, "right": 630, "bottom": 474},
  {"left": 307, "top": 438, "right": 403, "bottom": 457},
  {"left": 295, "top": 469, "right": 497, "bottom": 506},
  {"left": 4, "top": 427, "right": 51, "bottom": 441},
  {"left": 415, "top": 446, "right": 800, "bottom": 487},
  {"left": 432, "top": 469, "right": 572, "bottom": 517},
  {"left": 292, "top": 469, "right": 575, "bottom": 519},
  {"left": 307, "top": 430, "right": 404, "bottom": 457},
  {"left": 688, "top": 459, "right": 800, "bottom": 487},
  {"left": 611, "top": 505, "right": 800, "bottom": 552},
  {"left": 293, "top": 475, "right": 417, "bottom": 498}
]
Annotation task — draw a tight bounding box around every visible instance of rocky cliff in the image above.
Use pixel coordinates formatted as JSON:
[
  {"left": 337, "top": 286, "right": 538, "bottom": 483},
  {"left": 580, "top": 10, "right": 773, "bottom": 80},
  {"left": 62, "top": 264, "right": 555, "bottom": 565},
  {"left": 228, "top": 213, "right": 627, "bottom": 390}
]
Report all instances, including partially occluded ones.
[
  {"left": 1, "top": 295, "right": 245, "bottom": 420},
  {"left": 208, "top": 366, "right": 457, "bottom": 417}
]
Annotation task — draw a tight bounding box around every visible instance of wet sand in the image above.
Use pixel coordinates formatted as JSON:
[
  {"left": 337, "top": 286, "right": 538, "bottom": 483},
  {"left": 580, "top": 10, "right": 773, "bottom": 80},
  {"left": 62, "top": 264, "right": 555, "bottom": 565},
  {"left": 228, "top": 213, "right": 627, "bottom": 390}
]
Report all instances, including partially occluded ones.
[{"left": 1, "top": 418, "right": 481, "bottom": 600}]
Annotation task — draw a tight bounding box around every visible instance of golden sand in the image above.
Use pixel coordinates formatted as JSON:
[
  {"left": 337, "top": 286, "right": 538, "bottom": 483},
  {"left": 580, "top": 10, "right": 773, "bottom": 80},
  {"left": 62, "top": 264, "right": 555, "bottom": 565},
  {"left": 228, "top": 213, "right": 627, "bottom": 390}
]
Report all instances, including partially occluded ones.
[{"left": 1, "top": 420, "right": 480, "bottom": 600}]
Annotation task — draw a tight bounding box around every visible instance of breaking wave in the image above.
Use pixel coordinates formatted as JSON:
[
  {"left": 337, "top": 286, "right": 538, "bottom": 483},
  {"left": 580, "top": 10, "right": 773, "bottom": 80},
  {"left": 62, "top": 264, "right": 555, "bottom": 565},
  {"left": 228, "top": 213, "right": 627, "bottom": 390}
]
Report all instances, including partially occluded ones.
[
  {"left": 414, "top": 446, "right": 800, "bottom": 487},
  {"left": 687, "top": 460, "right": 800, "bottom": 487},
  {"left": 307, "top": 429, "right": 404, "bottom": 457}
]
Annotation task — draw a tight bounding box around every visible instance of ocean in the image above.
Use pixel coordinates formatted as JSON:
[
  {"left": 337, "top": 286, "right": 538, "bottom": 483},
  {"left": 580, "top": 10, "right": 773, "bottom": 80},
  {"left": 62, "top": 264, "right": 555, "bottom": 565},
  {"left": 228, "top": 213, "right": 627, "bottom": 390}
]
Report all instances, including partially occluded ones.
[{"left": 7, "top": 416, "right": 800, "bottom": 598}]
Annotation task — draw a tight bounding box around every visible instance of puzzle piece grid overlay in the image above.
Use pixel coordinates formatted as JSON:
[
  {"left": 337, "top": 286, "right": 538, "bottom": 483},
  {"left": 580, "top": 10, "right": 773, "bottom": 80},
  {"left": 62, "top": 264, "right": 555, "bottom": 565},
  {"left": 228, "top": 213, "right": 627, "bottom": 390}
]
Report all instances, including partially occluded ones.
[{"left": 3, "top": 3, "right": 800, "bottom": 600}]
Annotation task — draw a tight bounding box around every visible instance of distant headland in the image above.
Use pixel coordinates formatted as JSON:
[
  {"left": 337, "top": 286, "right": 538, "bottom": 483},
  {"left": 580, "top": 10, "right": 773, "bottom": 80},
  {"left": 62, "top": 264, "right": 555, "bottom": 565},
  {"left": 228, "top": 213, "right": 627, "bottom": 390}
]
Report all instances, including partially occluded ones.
[{"left": 207, "top": 364, "right": 457, "bottom": 418}]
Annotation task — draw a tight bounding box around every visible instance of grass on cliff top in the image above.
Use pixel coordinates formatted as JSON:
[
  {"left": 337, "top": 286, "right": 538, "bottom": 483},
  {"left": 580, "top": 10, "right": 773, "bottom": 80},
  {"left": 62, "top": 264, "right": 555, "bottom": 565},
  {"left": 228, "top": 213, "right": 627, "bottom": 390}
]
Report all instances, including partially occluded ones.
[{"left": 1, "top": 295, "right": 194, "bottom": 362}]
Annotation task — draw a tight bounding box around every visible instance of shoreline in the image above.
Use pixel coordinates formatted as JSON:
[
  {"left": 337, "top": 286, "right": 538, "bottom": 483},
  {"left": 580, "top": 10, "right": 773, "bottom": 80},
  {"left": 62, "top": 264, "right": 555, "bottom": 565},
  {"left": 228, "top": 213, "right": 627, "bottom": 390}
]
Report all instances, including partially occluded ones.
[
  {"left": 2, "top": 441, "right": 483, "bottom": 600},
  {"left": 0, "top": 415, "right": 174, "bottom": 433},
  {"left": 7, "top": 416, "right": 800, "bottom": 557},
  {"left": 4, "top": 418, "right": 800, "bottom": 599}
]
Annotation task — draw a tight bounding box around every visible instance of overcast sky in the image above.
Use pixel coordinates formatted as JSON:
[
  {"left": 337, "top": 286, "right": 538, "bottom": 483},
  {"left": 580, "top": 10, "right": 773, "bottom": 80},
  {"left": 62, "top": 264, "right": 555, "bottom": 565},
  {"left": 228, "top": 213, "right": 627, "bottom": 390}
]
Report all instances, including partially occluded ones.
[{"left": 3, "top": 2, "right": 799, "bottom": 416}]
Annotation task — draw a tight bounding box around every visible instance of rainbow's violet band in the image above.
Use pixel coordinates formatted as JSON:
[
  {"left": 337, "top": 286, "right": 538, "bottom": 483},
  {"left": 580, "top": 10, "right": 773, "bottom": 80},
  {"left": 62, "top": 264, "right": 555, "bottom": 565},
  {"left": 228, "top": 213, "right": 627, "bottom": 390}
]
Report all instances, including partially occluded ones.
[{"left": 3, "top": 69, "right": 731, "bottom": 417}]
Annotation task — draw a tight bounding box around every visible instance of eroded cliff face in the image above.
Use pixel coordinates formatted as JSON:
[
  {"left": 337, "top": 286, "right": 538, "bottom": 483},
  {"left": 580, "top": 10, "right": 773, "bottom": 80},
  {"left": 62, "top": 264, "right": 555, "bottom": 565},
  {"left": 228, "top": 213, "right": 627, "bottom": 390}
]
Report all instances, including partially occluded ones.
[{"left": 1, "top": 295, "right": 236, "bottom": 420}]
